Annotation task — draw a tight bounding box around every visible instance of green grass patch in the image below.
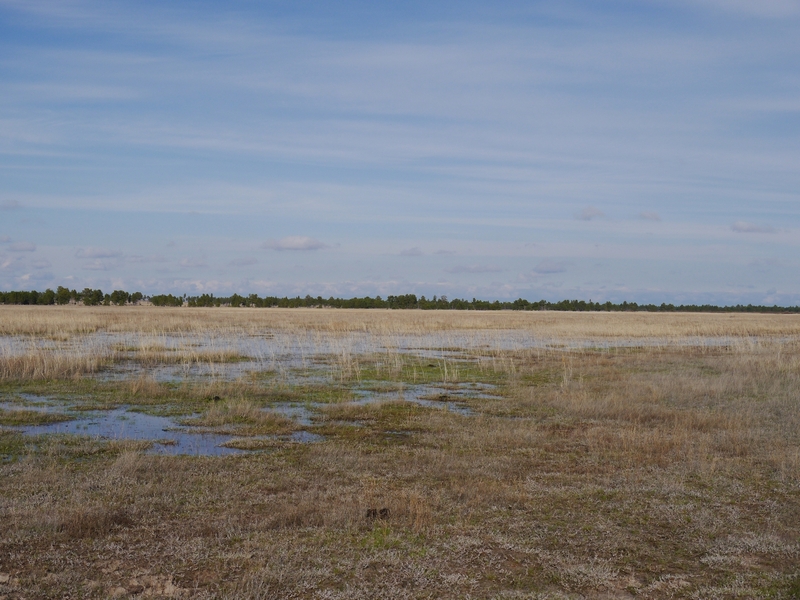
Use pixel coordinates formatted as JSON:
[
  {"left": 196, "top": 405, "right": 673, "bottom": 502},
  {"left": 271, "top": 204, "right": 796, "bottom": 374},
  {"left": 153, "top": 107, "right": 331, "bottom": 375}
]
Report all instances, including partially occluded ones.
[
  {"left": 0, "top": 408, "right": 73, "bottom": 426},
  {"left": 0, "top": 429, "right": 32, "bottom": 460}
]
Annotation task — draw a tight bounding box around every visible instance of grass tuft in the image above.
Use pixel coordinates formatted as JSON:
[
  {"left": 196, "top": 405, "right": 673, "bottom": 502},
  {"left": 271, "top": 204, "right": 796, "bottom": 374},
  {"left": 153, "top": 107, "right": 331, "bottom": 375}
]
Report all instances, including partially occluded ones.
[{"left": 57, "top": 505, "right": 134, "bottom": 539}]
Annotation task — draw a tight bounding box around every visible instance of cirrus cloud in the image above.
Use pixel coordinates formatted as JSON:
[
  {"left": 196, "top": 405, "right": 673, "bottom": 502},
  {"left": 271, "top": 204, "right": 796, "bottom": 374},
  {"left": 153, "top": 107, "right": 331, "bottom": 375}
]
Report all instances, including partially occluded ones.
[
  {"left": 228, "top": 257, "right": 258, "bottom": 267},
  {"left": 128, "top": 254, "right": 168, "bottom": 264},
  {"left": 82, "top": 260, "right": 116, "bottom": 271},
  {"left": 639, "top": 211, "right": 661, "bottom": 221},
  {"left": 576, "top": 206, "right": 605, "bottom": 221},
  {"left": 76, "top": 247, "right": 122, "bottom": 258},
  {"left": 445, "top": 264, "right": 502, "bottom": 274},
  {"left": 731, "top": 221, "right": 776, "bottom": 233},
  {"left": 179, "top": 258, "right": 209, "bottom": 269},
  {"left": 9, "top": 241, "right": 36, "bottom": 252},
  {"left": 532, "top": 259, "right": 567, "bottom": 274},
  {"left": 262, "top": 236, "right": 327, "bottom": 251}
]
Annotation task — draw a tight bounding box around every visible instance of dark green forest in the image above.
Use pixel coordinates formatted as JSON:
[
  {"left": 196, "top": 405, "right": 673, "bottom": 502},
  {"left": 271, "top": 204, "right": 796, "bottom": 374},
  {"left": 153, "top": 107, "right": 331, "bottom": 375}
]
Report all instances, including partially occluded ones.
[
  {"left": 1, "top": 287, "right": 798, "bottom": 313},
  {"left": 0, "top": 287, "right": 142, "bottom": 306}
]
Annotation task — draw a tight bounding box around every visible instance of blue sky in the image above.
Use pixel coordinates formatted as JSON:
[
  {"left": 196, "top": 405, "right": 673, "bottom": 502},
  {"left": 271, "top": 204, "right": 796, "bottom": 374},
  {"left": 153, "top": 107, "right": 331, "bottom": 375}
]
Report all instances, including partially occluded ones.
[{"left": 1, "top": 0, "right": 799, "bottom": 303}]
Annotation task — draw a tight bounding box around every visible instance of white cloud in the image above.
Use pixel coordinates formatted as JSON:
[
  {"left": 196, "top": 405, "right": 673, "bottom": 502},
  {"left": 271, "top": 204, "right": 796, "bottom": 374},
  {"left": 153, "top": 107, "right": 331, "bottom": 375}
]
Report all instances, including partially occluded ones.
[
  {"left": 639, "top": 211, "right": 661, "bottom": 221},
  {"left": 9, "top": 241, "right": 36, "bottom": 252},
  {"left": 170, "top": 279, "right": 231, "bottom": 293},
  {"left": 179, "top": 258, "right": 209, "bottom": 269},
  {"left": 445, "top": 264, "right": 503, "bottom": 274},
  {"left": 262, "top": 236, "right": 327, "bottom": 251},
  {"left": 0, "top": 235, "right": 10, "bottom": 243},
  {"left": 748, "top": 258, "right": 782, "bottom": 268},
  {"left": 76, "top": 247, "right": 122, "bottom": 258},
  {"left": 400, "top": 247, "right": 423, "bottom": 256},
  {"left": 576, "top": 206, "right": 605, "bottom": 221},
  {"left": 82, "top": 260, "right": 116, "bottom": 271},
  {"left": 532, "top": 259, "right": 567, "bottom": 274},
  {"left": 0, "top": 256, "right": 20, "bottom": 270},
  {"left": 731, "top": 221, "right": 776, "bottom": 234},
  {"left": 228, "top": 257, "right": 258, "bottom": 267},
  {"left": 128, "top": 254, "right": 168, "bottom": 263}
]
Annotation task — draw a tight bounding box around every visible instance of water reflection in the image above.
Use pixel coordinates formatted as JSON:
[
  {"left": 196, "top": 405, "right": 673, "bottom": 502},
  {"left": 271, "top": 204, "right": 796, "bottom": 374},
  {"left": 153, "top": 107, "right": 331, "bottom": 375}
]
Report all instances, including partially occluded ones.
[{"left": 19, "top": 408, "right": 244, "bottom": 456}]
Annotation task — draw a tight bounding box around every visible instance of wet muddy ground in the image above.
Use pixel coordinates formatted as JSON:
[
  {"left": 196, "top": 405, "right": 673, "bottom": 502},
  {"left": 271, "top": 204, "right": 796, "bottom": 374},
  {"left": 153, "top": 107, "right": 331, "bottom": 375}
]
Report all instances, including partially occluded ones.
[
  {"left": 3, "top": 311, "right": 799, "bottom": 599},
  {"left": 0, "top": 379, "right": 499, "bottom": 456}
]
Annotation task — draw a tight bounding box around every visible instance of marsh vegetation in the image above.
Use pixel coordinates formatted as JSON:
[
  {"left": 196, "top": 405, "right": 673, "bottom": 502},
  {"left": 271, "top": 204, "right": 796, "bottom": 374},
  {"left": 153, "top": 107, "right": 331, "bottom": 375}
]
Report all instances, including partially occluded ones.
[{"left": 1, "top": 307, "right": 799, "bottom": 598}]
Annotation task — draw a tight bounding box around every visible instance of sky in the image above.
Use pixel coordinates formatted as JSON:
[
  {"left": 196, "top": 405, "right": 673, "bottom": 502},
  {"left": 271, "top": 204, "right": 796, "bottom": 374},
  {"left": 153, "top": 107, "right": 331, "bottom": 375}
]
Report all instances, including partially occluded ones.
[{"left": 1, "top": 0, "right": 799, "bottom": 304}]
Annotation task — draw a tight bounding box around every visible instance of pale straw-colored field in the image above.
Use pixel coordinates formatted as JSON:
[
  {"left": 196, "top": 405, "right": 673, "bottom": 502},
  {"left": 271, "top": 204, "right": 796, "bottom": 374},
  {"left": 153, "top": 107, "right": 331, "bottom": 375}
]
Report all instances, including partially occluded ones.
[
  {"left": 3, "top": 305, "right": 800, "bottom": 337},
  {"left": 1, "top": 307, "right": 799, "bottom": 598}
]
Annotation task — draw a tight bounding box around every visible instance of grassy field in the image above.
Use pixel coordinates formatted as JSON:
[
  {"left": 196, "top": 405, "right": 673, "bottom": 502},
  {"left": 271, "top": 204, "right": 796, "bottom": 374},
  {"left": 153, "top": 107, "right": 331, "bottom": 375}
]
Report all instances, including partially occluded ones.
[{"left": 1, "top": 307, "right": 799, "bottom": 599}]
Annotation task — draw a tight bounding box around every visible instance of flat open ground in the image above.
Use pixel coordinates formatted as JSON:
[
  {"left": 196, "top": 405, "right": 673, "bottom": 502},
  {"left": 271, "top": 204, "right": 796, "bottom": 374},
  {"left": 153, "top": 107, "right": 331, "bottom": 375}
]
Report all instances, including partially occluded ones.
[{"left": 1, "top": 307, "right": 799, "bottom": 599}]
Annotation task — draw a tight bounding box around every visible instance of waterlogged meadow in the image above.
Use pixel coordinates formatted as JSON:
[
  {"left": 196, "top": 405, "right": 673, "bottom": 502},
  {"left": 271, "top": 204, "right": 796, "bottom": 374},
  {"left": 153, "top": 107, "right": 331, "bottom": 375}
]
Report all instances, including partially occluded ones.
[{"left": 1, "top": 307, "right": 800, "bottom": 599}]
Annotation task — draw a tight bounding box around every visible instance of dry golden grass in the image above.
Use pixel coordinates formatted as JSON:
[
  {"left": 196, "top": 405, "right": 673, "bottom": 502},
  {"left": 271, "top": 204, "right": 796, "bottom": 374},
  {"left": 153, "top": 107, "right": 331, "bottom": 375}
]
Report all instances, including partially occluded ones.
[
  {"left": 183, "top": 398, "right": 295, "bottom": 435},
  {"left": 0, "top": 309, "right": 799, "bottom": 598},
  {"left": 56, "top": 504, "right": 134, "bottom": 539},
  {"left": 3, "top": 305, "right": 799, "bottom": 384},
  {"left": 0, "top": 349, "right": 112, "bottom": 380},
  {"left": 2, "top": 305, "right": 800, "bottom": 338}
]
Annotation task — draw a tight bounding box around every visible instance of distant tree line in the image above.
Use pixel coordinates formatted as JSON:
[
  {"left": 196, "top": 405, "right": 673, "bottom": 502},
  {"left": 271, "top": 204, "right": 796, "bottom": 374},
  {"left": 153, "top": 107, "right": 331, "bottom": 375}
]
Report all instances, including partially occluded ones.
[
  {"left": 0, "top": 287, "right": 143, "bottom": 306},
  {"left": 1, "top": 289, "right": 799, "bottom": 313},
  {"left": 184, "top": 293, "right": 800, "bottom": 313}
]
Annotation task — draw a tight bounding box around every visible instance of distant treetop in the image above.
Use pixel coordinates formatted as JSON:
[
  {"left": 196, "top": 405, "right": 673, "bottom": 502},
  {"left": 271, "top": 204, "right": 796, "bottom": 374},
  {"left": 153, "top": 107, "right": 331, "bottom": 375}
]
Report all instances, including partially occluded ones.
[{"left": 1, "top": 289, "right": 797, "bottom": 313}]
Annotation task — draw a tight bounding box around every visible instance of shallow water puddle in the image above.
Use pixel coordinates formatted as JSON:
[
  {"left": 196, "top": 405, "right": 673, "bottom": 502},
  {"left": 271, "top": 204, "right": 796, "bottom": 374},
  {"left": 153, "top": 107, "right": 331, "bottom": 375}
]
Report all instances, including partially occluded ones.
[
  {"left": 351, "top": 382, "right": 493, "bottom": 415},
  {"left": 426, "top": 382, "right": 501, "bottom": 400},
  {"left": 0, "top": 393, "right": 64, "bottom": 412},
  {"left": 290, "top": 430, "right": 324, "bottom": 443},
  {"left": 1, "top": 389, "right": 324, "bottom": 454},
  {"left": 97, "top": 361, "right": 265, "bottom": 383},
  {"left": 0, "top": 401, "right": 55, "bottom": 413},
  {"left": 268, "top": 402, "right": 317, "bottom": 426},
  {"left": 263, "top": 382, "right": 497, "bottom": 424},
  {"left": 18, "top": 408, "right": 245, "bottom": 456}
]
